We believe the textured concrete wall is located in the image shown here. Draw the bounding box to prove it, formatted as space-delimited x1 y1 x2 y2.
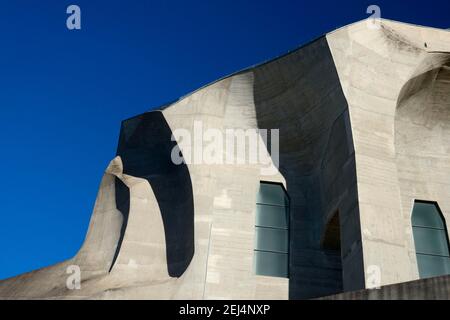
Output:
1 19 450 300
117 112 195 278
252 37 362 298
327 20 450 287
395 53 450 280
161 73 289 299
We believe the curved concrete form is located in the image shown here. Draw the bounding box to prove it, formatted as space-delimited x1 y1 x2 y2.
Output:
117 111 195 277
1 19 450 300
395 53 450 279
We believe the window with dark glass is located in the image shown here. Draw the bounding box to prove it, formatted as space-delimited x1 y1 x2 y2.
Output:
412 200 450 279
254 182 289 278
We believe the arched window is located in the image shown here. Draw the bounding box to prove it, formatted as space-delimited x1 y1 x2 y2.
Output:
322 211 341 251
412 200 450 279
321 210 343 291
254 182 289 278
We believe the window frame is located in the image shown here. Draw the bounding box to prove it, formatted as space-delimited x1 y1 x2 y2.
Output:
411 199 450 279
254 181 290 278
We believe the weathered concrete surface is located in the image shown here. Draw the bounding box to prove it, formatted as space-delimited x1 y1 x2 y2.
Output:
327 19 450 288
251 37 362 298
1 19 450 300
321 275 450 300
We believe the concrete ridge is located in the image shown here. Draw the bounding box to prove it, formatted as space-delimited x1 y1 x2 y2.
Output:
142 18 449 116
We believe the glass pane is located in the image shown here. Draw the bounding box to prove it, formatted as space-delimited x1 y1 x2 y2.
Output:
256 204 288 229
255 227 288 253
412 202 445 229
257 183 288 206
413 227 450 256
416 254 450 279
254 251 288 278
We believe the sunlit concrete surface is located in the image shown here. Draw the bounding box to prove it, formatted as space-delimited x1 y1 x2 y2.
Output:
1 19 450 300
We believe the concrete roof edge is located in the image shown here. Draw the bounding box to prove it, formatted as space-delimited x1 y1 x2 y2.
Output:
326 18 450 37
149 34 327 113
139 18 449 116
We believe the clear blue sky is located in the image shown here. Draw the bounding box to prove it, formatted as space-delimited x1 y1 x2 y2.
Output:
0 0 449 280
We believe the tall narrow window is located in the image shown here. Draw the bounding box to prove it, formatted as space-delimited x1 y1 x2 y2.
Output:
412 200 450 279
254 182 289 278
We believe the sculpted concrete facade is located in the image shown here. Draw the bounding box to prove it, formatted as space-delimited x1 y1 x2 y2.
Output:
1 19 450 299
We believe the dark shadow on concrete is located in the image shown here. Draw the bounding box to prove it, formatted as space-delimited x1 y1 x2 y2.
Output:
109 178 130 272
116 111 195 277
252 36 364 299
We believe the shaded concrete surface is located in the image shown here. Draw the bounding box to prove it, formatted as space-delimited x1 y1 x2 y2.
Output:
109 178 130 272
252 36 362 299
1 19 450 300
321 275 450 300
117 111 195 277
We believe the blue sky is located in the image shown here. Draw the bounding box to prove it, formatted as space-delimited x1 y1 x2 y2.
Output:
0 0 449 280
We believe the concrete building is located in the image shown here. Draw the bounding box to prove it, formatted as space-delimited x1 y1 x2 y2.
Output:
1 19 450 300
